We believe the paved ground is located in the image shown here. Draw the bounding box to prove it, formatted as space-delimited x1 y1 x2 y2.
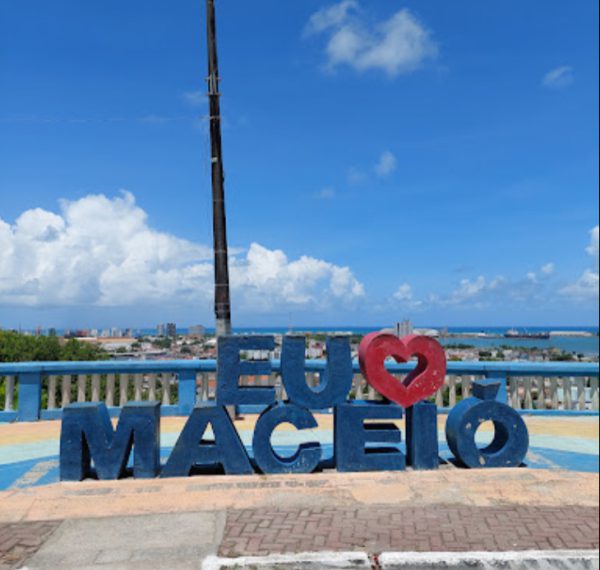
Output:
0 415 598 491
218 505 599 556
0 415 597 568
0 522 60 570
0 469 597 568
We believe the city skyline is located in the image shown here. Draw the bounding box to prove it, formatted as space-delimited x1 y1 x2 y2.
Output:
1 0 598 328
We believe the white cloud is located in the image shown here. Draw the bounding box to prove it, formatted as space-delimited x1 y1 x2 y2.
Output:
527 263 556 283
393 283 412 302
375 150 397 177
586 225 599 270
391 283 423 312
347 167 366 185
0 193 364 312
315 187 336 199
181 90 206 107
561 226 599 301
540 262 555 276
542 66 574 89
305 0 358 36
306 2 437 77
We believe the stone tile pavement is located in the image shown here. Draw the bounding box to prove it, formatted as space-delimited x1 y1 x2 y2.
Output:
0 521 60 570
218 505 600 557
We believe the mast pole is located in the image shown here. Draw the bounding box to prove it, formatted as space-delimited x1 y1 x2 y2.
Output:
206 0 232 337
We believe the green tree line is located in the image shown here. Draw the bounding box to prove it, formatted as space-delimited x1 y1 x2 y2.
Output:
0 331 108 363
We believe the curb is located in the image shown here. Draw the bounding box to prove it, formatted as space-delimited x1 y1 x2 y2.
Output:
202 551 371 569
203 550 600 570
379 549 600 569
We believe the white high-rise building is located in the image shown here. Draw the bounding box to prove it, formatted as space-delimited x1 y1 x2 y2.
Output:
395 319 413 338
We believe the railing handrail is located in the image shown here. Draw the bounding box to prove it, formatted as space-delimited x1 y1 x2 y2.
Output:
0 359 598 377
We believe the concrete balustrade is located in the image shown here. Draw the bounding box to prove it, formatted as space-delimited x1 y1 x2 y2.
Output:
1 360 598 422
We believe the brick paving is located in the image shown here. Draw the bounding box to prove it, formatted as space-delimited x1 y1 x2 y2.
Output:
219 505 600 557
0 521 61 570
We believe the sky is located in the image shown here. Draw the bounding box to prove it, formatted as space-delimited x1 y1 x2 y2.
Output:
0 0 598 330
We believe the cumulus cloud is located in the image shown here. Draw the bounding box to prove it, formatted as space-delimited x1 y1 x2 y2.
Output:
540 263 555 276
0 193 364 312
392 231 597 313
392 283 422 310
542 66 574 89
561 226 599 301
305 2 437 77
315 187 336 200
393 271 552 313
375 150 397 178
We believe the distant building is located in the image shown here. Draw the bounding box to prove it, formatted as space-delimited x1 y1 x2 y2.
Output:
395 320 413 337
157 323 177 337
188 325 206 338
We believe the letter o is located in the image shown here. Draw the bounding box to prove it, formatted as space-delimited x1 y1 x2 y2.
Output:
446 398 529 468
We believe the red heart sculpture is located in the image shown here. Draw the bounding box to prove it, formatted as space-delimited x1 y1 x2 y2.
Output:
358 332 446 408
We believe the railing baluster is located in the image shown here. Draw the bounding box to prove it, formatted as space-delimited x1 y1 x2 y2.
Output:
47 376 56 410
536 377 546 410
134 374 143 401
275 374 287 400
148 374 157 401
61 375 72 407
367 382 376 400
352 374 363 401
435 386 443 408
4 376 15 411
106 374 115 407
563 377 573 410
119 374 129 406
77 374 87 403
591 377 599 411
448 376 457 407
91 374 101 402
461 377 471 399
576 377 586 411
161 374 171 405
524 378 533 409
509 377 518 409
550 378 559 410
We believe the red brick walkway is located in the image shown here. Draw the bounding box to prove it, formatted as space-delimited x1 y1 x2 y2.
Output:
0 521 61 570
219 505 600 557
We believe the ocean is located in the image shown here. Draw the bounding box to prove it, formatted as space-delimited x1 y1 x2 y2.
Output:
138 326 600 355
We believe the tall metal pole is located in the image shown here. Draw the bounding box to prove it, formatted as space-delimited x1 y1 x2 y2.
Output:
206 0 232 337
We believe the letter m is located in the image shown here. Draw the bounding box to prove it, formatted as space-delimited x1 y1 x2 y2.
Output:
60 402 160 481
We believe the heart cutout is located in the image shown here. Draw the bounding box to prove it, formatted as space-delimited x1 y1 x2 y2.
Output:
358 332 446 408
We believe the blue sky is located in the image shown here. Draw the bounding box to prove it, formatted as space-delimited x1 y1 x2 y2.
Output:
0 0 598 329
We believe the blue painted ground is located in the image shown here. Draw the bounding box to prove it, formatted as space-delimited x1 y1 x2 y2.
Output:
1 442 598 491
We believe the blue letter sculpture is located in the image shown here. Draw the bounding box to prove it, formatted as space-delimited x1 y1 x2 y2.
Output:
252 402 321 474
162 405 252 477
281 335 353 409
60 402 160 481
335 402 405 472
446 380 529 468
406 401 439 470
216 335 276 406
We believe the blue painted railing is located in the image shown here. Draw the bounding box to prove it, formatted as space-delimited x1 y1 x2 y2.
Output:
1 359 598 422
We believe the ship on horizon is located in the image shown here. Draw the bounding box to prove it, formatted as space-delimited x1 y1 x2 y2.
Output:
504 328 551 340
